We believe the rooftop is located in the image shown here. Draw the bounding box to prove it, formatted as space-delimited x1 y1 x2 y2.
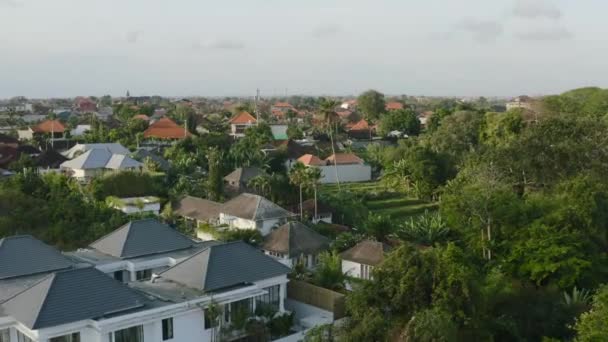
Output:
221 193 294 221
262 222 330 258
174 196 222 222
0 235 75 280
340 240 390 266
229 111 257 125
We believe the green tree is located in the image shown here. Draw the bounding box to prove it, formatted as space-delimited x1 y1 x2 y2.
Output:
575 284 608 341
313 251 346 290
357 89 386 121
363 214 393 242
206 147 223 201
378 108 421 136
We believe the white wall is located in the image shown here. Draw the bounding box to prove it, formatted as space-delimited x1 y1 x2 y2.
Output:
342 260 361 279
318 164 371 184
119 203 161 215
219 214 285 236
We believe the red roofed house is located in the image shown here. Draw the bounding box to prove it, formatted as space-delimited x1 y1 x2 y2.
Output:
143 117 191 140
385 101 404 111
74 97 98 113
292 152 371 184
347 119 375 140
18 120 66 141
271 102 295 113
229 111 257 137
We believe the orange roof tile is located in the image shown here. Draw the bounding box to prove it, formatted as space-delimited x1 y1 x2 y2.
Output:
325 153 364 165
229 112 257 124
143 117 191 139
149 117 180 128
386 102 404 110
32 120 65 133
349 119 370 131
297 154 325 166
336 110 352 118
273 102 293 108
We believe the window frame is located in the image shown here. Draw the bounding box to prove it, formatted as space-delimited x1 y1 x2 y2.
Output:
162 317 174 341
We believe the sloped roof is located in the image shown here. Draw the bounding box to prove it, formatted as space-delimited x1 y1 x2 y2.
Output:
133 114 150 121
285 139 316 159
63 143 130 159
32 120 65 133
273 102 293 108
297 154 325 166
385 102 404 110
34 150 68 168
262 222 330 258
60 149 142 170
89 219 194 259
131 148 171 171
229 111 257 124
0 133 18 145
223 167 266 185
221 193 294 221
340 240 390 266
160 241 290 292
348 119 371 131
143 117 191 139
174 196 221 222
325 153 364 165
0 236 74 280
0 267 146 329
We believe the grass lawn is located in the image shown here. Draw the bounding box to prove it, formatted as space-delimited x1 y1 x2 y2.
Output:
320 181 439 221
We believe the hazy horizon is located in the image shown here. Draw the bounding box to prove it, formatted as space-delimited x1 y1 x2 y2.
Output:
1 0 606 98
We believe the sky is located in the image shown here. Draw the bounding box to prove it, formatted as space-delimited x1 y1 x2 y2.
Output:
0 0 606 98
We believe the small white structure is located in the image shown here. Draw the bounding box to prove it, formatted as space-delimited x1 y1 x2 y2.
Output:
261 222 330 269
60 149 142 181
296 153 372 184
108 196 161 215
218 193 295 236
69 124 91 137
506 96 534 111
341 240 390 280
229 111 257 138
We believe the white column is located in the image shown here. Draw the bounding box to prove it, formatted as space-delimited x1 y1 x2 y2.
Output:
279 283 286 312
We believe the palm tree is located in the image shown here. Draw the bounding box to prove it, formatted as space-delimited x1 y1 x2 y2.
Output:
289 162 308 220
319 98 341 190
305 167 323 220
247 175 271 197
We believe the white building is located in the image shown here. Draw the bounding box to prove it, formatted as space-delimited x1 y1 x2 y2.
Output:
261 222 330 269
108 196 161 215
228 112 257 138
340 240 390 280
218 193 295 236
60 149 142 181
296 153 372 184
0 221 293 342
62 143 130 159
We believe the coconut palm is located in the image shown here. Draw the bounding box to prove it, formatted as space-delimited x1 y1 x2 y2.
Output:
318 98 341 189
305 167 323 220
396 211 451 245
289 162 308 220
247 174 271 197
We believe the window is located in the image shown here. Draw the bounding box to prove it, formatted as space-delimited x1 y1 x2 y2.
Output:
204 308 219 330
162 318 174 340
135 269 152 281
0 329 9 342
16 331 33 342
114 270 124 282
113 325 143 342
255 285 280 311
361 264 373 280
50 332 81 342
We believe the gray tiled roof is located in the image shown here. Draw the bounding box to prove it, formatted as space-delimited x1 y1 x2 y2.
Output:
0 236 74 280
131 148 171 171
90 219 195 259
62 143 130 159
221 193 294 221
174 196 221 222
60 149 142 170
223 167 266 186
160 241 290 292
262 222 330 258
0 267 146 329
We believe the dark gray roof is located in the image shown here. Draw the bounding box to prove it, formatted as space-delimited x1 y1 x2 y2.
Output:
90 219 195 259
174 196 221 222
221 193 294 221
131 148 171 171
1 267 146 329
160 241 290 292
224 167 266 186
262 222 330 258
0 236 75 280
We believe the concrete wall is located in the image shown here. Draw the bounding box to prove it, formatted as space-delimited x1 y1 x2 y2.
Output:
318 164 371 184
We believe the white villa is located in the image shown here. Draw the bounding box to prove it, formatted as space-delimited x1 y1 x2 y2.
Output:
0 219 292 342
340 240 390 280
296 153 372 184
60 149 142 181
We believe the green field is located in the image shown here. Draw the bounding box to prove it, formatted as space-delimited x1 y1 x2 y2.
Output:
320 181 438 220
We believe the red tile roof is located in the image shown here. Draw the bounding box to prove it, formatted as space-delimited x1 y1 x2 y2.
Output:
325 153 364 165
297 154 325 166
386 102 404 111
32 120 65 133
336 110 352 119
273 102 293 108
229 112 257 124
348 119 370 131
143 117 191 139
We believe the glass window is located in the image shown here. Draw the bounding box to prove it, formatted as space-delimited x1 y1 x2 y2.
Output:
162 318 174 340
230 298 252 323
255 285 280 311
50 332 81 342
204 308 219 330
16 331 33 342
0 329 9 342
114 325 143 342
135 269 152 281
114 270 124 282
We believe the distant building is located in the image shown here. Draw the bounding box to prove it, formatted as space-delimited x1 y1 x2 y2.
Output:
341 240 390 280
224 167 267 194
108 196 161 215
219 193 295 236
261 221 330 269
340 99 357 110
385 101 404 111
69 124 91 137
229 111 257 137
506 96 534 111
60 149 142 181
17 120 65 141
74 97 97 113
62 143 130 159
143 117 191 140
296 153 372 184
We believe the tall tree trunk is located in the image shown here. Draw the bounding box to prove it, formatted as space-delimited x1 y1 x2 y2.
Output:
299 183 303 220
329 123 340 190
314 185 318 221
481 228 487 260
486 218 492 260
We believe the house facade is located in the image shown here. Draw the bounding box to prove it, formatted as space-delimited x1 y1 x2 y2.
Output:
60 149 142 181
218 193 295 236
296 153 372 184
261 222 330 269
340 240 390 280
229 112 256 137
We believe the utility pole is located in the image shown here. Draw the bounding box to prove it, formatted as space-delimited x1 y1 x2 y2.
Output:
254 88 260 123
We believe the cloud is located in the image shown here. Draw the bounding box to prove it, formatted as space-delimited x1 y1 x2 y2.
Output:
192 39 246 51
515 27 572 41
125 31 141 44
455 18 503 43
312 24 342 38
512 0 562 20
0 0 20 8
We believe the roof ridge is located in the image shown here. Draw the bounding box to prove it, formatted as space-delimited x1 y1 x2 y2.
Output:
253 194 262 220
30 273 57 328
